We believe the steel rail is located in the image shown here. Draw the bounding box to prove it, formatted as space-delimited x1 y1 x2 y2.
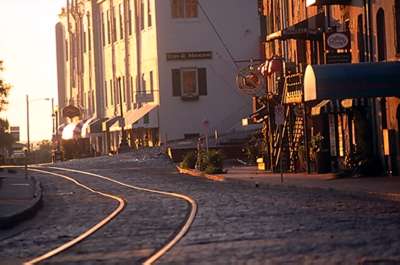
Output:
40 166 198 265
23 168 126 265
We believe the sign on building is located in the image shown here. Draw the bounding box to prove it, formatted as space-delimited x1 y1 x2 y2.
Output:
166 51 212 61
326 32 350 50
10 126 20 142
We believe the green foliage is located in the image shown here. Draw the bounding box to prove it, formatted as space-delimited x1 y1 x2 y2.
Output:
180 151 197 169
0 118 14 150
202 150 224 174
0 61 11 112
309 133 324 161
31 140 52 163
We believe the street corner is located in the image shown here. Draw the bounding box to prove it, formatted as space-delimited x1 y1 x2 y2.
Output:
0 172 43 229
176 166 225 182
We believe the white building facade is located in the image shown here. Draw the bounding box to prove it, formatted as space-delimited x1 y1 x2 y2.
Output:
56 0 261 154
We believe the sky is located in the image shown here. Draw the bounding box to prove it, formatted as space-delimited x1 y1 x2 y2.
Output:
0 0 65 143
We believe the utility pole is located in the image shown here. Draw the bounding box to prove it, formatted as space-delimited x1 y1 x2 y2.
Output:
26 95 30 153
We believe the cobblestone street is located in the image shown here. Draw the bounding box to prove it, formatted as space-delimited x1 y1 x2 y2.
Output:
1 152 400 264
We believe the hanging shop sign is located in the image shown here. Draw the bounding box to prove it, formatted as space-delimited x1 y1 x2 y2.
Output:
236 64 266 97
326 52 352 64
166 51 212 61
326 32 350 50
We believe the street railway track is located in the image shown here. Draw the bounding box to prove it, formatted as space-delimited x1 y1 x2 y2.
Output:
20 166 198 265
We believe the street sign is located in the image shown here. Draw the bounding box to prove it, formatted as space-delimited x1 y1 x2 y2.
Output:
274 105 285 126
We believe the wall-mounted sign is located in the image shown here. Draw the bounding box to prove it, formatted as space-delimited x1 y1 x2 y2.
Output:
326 32 350 50
166 51 212 61
326 52 352 64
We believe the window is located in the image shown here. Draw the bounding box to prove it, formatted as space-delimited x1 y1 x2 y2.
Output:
141 0 145 30
143 113 149 124
128 0 133 35
119 3 124 40
122 77 126 102
376 8 386 61
357 15 365 62
131 76 134 102
147 0 152 27
117 77 121 104
107 10 111 44
182 69 197 96
396 0 400 54
149 71 154 93
65 40 68 61
171 0 197 19
172 68 207 99
87 14 92 51
101 12 106 46
110 80 114 105
83 30 87 53
141 73 146 94
104 81 108 107
113 7 117 42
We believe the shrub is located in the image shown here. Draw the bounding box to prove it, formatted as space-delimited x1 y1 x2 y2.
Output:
180 151 197 169
203 150 224 173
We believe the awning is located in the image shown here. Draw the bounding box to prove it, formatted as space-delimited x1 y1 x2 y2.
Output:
311 100 330 116
102 116 123 131
62 123 77 140
81 117 96 138
304 62 400 101
266 13 324 42
57 123 67 135
126 104 158 128
89 118 108 134
311 98 370 116
73 120 86 138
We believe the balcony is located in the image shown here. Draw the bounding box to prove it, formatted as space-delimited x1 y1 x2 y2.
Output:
135 91 155 103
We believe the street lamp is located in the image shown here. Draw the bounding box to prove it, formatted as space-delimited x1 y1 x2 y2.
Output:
25 95 54 155
118 79 130 153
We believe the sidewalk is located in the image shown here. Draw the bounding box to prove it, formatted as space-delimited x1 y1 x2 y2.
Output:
179 165 400 198
0 168 42 229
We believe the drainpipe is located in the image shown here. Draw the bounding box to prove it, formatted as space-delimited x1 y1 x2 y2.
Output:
124 0 132 110
135 0 142 99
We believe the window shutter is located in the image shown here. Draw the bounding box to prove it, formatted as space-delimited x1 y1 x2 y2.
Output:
172 69 181 96
198 68 207 96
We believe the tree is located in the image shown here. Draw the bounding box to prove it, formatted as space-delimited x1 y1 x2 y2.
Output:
0 60 11 112
31 140 52 163
0 60 14 154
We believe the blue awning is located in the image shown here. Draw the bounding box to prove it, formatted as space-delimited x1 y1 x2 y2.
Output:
304 62 400 101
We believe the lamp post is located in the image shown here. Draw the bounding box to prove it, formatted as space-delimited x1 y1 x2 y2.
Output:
25 95 54 158
118 80 130 153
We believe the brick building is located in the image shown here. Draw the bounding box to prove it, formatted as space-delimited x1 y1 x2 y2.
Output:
256 0 400 175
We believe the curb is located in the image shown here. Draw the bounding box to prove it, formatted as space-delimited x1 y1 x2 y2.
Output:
0 176 43 229
176 166 225 182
